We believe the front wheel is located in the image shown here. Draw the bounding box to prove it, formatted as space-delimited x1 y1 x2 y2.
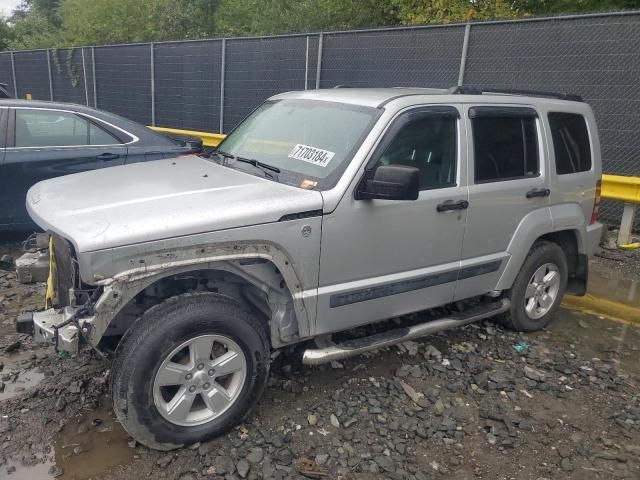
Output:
501 241 568 332
110 293 270 450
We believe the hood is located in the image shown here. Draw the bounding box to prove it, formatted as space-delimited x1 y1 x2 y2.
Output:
27 155 323 253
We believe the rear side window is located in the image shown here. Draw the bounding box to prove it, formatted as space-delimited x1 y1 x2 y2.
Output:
15 109 120 148
548 112 591 174
471 107 539 183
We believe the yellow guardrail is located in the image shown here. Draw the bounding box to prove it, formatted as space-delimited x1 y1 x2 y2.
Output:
601 174 640 203
601 174 639 247
148 126 226 147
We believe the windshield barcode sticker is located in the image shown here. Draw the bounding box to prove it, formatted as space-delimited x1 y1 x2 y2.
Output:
288 144 335 168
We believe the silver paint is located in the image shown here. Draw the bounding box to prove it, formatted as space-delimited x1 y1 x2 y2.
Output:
25 88 603 352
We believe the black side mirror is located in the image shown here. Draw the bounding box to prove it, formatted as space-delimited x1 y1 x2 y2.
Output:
163 133 204 152
183 137 204 152
356 165 420 201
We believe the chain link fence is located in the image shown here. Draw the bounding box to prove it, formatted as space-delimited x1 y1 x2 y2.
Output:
0 11 639 225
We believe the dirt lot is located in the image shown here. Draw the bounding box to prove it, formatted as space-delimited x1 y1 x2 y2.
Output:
0 239 639 480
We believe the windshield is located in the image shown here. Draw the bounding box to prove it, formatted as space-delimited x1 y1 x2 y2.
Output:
216 99 380 190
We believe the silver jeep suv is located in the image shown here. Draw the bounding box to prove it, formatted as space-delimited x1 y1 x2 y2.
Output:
19 87 603 450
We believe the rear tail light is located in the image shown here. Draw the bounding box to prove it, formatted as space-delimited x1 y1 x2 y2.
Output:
590 179 601 225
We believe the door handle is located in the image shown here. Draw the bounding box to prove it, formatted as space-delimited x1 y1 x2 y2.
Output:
526 188 551 199
437 199 469 212
97 152 120 161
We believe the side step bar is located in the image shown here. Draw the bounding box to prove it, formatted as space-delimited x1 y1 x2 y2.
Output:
302 298 511 365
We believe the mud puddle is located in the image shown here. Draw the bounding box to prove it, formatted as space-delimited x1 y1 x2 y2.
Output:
0 349 45 401
541 308 640 377
2 397 134 479
54 397 134 479
588 263 639 308
3 457 56 479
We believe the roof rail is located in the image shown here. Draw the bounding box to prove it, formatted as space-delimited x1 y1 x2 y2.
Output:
447 86 584 102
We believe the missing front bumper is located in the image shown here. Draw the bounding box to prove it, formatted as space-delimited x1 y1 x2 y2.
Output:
18 307 84 353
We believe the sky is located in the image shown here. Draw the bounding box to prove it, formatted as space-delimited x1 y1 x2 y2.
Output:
0 0 22 17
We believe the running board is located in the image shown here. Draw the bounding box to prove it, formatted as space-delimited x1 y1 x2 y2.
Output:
302 298 511 365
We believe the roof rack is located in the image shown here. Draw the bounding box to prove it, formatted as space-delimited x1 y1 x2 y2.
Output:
447 86 583 102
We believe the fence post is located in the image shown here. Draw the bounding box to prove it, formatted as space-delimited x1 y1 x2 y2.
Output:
10 51 17 97
46 49 54 100
91 47 97 108
457 23 471 86
150 43 156 126
315 33 323 89
81 47 89 106
219 38 226 134
304 36 309 90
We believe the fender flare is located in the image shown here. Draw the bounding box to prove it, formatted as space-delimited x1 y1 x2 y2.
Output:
495 204 587 291
87 243 311 348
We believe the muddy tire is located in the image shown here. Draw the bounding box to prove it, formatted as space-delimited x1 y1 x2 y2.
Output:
500 241 568 332
110 293 270 450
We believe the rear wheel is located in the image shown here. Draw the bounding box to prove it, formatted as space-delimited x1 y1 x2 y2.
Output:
501 241 568 332
110 293 270 450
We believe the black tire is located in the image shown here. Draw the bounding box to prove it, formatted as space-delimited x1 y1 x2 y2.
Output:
110 293 270 450
501 241 568 332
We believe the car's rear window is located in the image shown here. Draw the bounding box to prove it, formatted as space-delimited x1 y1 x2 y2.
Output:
548 112 592 175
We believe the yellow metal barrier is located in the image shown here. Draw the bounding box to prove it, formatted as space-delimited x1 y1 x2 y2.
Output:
602 174 640 203
601 174 639 246
148 126 226 148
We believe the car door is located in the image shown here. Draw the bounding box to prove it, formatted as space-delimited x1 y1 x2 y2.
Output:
0 107 127 228
456 104 550 301
315 105 468 336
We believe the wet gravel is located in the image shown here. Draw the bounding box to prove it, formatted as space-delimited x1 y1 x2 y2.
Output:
594 228 640 278
0 240 639 479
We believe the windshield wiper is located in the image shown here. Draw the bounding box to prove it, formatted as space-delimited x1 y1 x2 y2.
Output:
235 156 281 174
212 150 280 179
211 149 234 164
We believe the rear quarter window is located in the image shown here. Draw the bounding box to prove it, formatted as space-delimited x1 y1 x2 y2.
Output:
548 112 592 174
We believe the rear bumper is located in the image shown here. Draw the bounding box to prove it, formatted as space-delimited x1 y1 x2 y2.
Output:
585 222 604 256
16 307 82 352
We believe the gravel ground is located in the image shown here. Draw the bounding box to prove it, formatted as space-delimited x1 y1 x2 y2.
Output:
594 228 640 278
0 240 639 480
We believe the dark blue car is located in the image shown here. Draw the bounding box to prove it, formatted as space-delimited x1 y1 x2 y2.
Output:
0 100 201 230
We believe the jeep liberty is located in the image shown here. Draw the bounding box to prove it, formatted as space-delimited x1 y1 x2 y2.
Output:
18 87 603 450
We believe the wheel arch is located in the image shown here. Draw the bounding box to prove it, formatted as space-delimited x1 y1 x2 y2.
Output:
496 205 588 294
90 254 310 351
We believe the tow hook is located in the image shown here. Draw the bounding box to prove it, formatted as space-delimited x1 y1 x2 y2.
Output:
16 312 34 334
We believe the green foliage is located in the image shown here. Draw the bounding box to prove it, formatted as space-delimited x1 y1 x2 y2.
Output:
50 48 80 87
59 0 218 46
31 0 62 25
214 0 396 36
6 10 58 49
391 0 516 24
512 0 640 15
0 19 14 51
1 0 640 50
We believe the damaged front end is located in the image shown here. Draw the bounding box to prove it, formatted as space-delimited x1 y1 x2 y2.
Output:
16 232 102 353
